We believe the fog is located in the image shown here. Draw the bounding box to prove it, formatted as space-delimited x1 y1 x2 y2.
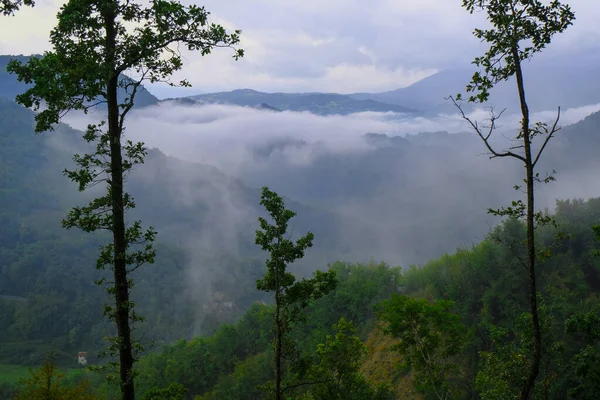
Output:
64 100 600 175
58 101 600 330
61 100 600 261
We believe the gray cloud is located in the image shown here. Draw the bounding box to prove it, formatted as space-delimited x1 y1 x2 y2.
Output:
6 0 597 95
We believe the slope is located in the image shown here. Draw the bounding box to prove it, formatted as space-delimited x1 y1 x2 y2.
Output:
189 88 417 115
0 98 345 364
351 61 600 115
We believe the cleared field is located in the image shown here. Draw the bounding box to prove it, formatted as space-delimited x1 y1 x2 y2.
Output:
0 363 30 385
0 363 81 386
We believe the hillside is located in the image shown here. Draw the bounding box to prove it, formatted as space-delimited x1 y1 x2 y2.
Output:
351 61 600 115
2 101 600 399
188 88 417 115
0 98 354 367
2 65 600 400
118 199 600 399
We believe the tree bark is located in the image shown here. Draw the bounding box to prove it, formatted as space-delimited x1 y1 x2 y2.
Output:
104 2 136 399
512 45 541 400
275 288 282 400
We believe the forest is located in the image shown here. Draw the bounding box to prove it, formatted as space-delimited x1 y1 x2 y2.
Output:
1 0 600 399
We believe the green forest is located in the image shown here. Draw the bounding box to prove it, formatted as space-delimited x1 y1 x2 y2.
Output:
2 0 600 399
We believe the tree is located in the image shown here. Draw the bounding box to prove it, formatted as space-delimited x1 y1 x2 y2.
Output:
564 310 600 399
302 318 393 400
141 383 187 400
449 1 575 398
476 297 564 399
0 0 34 15
593 225 600 255
13 352 96 400
7 1 243 399
255 186 337 400
562 227 600 399
376 294 467 400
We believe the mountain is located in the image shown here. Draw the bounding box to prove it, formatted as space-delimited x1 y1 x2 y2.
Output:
0 97 347 364
2 85 600 367
256 102 281 112
0 55 32 103
188 88 417 115
226 111 600 265
0 54 160 108
351 60 600 115
158 96 283 112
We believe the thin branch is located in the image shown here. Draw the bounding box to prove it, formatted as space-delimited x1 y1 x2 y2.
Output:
448 96 527 162
488 230 528 270
532 107 561 168
118 68 150 132
282 378 334 392
127 262 145 273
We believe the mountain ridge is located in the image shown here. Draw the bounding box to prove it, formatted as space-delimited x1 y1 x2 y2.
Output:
187 88 418 115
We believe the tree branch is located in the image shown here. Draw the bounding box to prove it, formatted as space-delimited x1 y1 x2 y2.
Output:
282 378 334 392
532 107 561 168
448 96 526 162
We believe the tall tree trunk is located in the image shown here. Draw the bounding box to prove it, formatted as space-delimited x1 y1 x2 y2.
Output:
105 3 135 399
275 289 282 400
512 45 541 400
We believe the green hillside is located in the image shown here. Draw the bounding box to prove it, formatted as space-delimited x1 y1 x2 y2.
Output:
4 0 600 398
2 88 600 398
124 199 600 399
0 97 350 368
189 89 417 115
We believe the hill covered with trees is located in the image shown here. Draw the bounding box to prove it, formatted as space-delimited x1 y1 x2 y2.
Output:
2 0 600 399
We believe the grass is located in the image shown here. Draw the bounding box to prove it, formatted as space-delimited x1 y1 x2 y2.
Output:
0 363 82 387
0 363 31 386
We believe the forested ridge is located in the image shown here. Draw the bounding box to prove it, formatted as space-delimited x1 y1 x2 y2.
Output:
2 0 600 399
2 91 600 398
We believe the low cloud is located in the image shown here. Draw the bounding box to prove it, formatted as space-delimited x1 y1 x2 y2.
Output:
62 101 600 189
57 100 600 331
62 100 600 245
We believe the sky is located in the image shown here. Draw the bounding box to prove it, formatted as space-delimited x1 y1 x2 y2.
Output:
1 0 599 96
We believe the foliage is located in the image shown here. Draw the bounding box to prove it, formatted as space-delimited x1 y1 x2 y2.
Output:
402 198 600 398
562 228 600 399
255 186 337 399
12 353 96 400
7 0 243 398
459 0 574 104
7 2 244 134
0 0 33 15
299 318 393 400
563 310 600 399
134 261 400 399
376 294 467 400
141 382 187 400
452 1 576 398
476 297 564 400
194 352 273 400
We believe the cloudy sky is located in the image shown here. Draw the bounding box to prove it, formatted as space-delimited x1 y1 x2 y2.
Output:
1 0 598 96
